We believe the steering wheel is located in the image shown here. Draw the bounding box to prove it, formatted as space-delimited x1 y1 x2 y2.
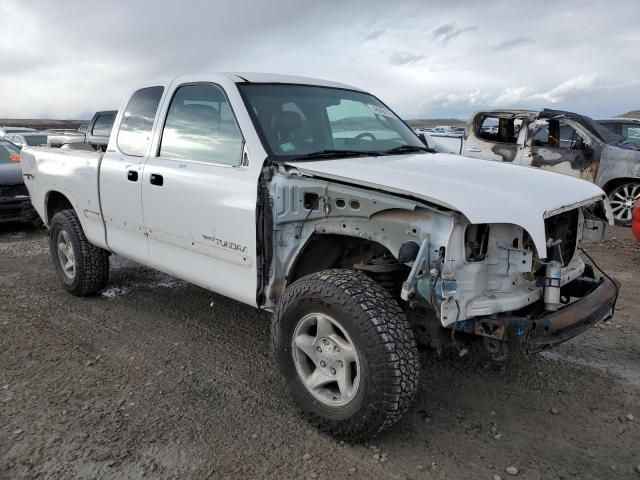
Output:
354 132 376 141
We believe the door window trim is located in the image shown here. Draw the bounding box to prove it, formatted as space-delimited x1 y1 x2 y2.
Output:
155 81 246 168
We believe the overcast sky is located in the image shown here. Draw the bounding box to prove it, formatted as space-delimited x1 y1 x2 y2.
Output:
1 0 639 120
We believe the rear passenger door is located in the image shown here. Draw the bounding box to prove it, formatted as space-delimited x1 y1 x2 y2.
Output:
141 82 261 306
99 86 164 262
521 119 598 182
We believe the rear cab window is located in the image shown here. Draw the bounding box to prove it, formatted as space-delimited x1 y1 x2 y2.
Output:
117 87 164 156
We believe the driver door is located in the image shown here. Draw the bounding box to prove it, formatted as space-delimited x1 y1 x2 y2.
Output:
141 81 261 306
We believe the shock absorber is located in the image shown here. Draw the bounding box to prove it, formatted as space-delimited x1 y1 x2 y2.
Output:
543 260 562 311
354 258 403 297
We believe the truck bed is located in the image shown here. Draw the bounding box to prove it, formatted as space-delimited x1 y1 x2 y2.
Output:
21 146 107 248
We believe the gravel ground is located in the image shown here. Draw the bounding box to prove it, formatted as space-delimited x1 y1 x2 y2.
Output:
1 224 639 480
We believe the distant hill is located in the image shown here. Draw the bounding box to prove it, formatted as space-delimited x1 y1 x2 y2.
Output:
405 118 466 129
0 119 88 130
617 110 640 119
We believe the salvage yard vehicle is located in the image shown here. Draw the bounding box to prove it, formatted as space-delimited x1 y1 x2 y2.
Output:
597 117 640 146
424 109 640 226
6 132 48 148
21 74 618 439
49 111 117 151
0 126 37 138
0 139 39 224
84 110 117 151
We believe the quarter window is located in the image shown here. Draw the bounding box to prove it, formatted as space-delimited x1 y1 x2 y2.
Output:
159 84 244 165
117 86 164 157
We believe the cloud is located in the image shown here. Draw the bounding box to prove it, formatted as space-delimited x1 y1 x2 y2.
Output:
364 29 386 41
529 75 598 103
388 52 426 66
494 86 531 106
495 36 535 50
430 23 477 45
0 0 638 120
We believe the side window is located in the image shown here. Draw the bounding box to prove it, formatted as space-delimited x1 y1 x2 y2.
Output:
92 113 116 137
117 86 164 157
622 124 640 145
477 116 517 143
533 120 585 149
159 84 244 165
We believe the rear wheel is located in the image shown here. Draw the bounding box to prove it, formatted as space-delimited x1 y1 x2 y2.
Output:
272 269 419 440
608 181 640 226
49 209 109 296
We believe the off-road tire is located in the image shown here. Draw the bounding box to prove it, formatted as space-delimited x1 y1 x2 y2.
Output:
272 269 419 440
49 209 109 296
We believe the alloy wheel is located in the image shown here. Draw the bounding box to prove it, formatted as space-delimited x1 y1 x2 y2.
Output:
291 312 361 407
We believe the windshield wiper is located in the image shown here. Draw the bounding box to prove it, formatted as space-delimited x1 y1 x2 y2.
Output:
289 149 381 162
384 145 435 155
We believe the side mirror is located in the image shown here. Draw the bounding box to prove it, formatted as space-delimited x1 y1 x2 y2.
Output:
417 133 430 148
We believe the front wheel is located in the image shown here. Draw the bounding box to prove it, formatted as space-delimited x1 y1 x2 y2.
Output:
608 182 640 226
272 269 419 440
49 209 110 296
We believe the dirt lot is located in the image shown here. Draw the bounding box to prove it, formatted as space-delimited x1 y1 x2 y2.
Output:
1 224 639 480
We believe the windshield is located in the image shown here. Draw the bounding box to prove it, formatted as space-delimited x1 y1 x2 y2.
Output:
24 135 48 146
0 140 21 163
238 84 424 160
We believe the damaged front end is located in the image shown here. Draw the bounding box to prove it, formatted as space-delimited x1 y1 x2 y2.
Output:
401 200 618 358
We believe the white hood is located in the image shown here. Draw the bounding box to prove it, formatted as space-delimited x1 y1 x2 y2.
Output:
286 153 607 258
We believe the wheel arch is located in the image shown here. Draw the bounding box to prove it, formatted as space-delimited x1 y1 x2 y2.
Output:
45 190 74 225
601 176 640 194
286 233 396 285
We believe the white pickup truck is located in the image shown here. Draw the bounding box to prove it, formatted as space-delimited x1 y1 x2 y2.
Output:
22 73 618 439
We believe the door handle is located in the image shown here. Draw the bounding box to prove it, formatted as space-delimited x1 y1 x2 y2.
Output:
150 173 163 186
465 147 482 153
127 170 138 182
